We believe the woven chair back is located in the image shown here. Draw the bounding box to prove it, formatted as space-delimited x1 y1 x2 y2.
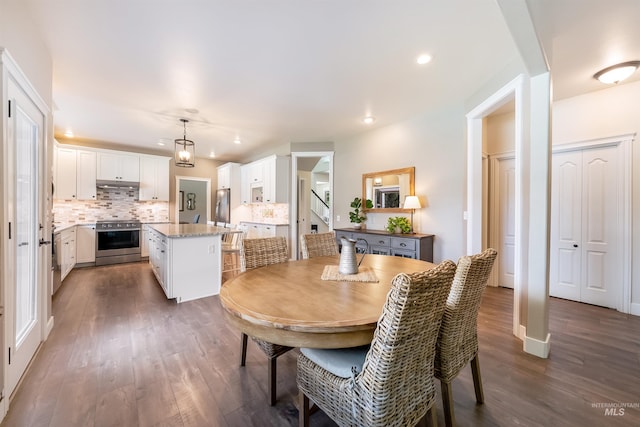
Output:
353 260 456 425
242 236 288 270
435 247 497 382
300 231 339 259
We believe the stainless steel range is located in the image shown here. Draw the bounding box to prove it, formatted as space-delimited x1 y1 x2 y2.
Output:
95 220 141 266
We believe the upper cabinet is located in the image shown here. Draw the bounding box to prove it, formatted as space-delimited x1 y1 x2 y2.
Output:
240 155 290 204
139 155 170 201
54 146 96 200
97 152 140 182
76 150 97 200
217 162 241 190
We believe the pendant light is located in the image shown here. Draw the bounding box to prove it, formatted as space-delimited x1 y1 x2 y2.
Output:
175 118 195 168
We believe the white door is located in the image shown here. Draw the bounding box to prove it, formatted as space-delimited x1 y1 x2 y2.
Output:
549 146 620 308
6 79 45 396
498 158 516 288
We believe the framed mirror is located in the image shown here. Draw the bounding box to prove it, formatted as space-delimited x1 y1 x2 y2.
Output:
362 167 415 212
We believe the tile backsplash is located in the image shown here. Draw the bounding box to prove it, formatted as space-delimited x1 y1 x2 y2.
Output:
53 187 169 227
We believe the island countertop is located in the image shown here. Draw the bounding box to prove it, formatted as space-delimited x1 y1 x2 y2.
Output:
149 223 234 238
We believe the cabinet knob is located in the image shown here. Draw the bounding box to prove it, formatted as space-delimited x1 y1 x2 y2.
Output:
400 243 407 247
573 244 578 248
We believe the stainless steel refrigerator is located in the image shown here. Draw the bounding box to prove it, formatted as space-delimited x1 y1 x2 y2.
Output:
215 188 231 224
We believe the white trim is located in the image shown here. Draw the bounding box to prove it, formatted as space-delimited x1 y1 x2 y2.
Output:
524 332 551 358
466 74 525 339
290 151 334 260
0 49 49 115
45 316 54 338
630 303 640 317
174 175 212 223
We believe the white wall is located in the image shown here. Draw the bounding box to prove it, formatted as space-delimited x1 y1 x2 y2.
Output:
553 80 640 312
333 104 467 263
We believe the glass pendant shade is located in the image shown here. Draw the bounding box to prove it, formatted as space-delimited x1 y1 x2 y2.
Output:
175 118 195 167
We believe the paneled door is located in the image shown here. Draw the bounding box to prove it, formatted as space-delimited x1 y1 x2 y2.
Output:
6 76 45 396
549 145 621 308
497 157 516 289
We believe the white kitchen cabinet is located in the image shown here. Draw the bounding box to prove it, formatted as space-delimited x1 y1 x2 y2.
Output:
240 164 250 204
97 151 140 182
54 146 77 200
148 226 222 302
262 155 290 203
240 155 290 204
76 224 96 264
60 227 76 280
76 150 97 200
55 147 97 200
141 224 150 257
139 155 170 201
217 162 241 189
149 228 167 291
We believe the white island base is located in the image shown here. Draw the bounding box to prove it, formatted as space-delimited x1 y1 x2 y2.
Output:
148 224 230 303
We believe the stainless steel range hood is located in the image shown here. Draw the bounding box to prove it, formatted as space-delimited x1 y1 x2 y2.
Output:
96 179 139 189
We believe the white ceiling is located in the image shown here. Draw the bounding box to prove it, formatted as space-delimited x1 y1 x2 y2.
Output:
23 0 640 161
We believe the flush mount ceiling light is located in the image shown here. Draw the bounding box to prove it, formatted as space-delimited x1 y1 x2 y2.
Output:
174 118 195 168
416 54 432 65
593 61 640 84
362 116 376 125
233 136 242 144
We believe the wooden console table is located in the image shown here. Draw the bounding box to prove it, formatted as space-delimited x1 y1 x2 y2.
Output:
334 228 434 262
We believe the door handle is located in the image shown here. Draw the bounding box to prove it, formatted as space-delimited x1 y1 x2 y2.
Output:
39 239 52 246
18 242 28 247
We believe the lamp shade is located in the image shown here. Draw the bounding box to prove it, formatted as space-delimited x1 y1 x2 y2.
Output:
404 195 421 210
175 118 195 168
593 61 640 84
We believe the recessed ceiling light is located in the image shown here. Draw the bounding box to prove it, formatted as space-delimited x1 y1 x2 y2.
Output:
64 129 74 138
362 116 376 125
233 137 242 144
209 151 215 158
594 61 640 84
416 54 432 65
157 142 165 146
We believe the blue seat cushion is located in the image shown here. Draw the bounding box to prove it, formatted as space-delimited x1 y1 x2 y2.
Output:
300 345 369 378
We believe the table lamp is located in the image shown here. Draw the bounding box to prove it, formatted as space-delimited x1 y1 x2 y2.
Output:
404 195 421 233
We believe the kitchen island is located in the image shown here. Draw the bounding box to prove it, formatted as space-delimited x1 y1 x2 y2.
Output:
147 223 234 303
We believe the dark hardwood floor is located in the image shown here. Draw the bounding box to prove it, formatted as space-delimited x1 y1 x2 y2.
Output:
2 262 639 426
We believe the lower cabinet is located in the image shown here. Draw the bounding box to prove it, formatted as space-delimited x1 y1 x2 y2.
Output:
334 228 434 262
148 227 223 302
76 224 96 264
60 227 77 280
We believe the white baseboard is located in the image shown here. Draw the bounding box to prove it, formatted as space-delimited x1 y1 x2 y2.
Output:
524 332 551 358
630 302 640 317
0 397 7 425
45 315 55 339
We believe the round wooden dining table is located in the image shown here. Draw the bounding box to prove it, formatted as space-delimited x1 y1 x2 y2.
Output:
219 254 436 348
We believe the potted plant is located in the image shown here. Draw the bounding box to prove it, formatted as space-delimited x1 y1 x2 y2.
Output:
349 197 373 229
386 216 411 234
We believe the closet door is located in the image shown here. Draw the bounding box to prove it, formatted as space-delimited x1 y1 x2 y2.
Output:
549 146 620 309
580 146 619 308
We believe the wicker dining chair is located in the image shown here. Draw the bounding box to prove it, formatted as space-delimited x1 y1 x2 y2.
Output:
221 228 246 277
239 236 292 406
297 260 457 427
435 248 498 427
300 231 339 259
